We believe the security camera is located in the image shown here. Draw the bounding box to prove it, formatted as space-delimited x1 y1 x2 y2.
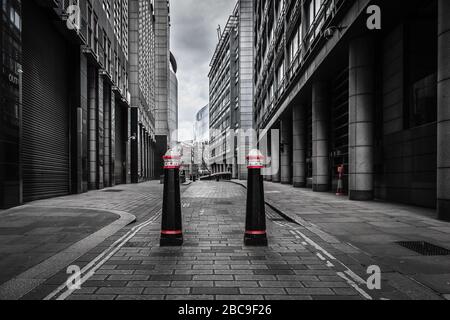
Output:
323 26 347 40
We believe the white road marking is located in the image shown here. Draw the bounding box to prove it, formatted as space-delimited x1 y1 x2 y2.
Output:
316 253 326 261
44 211 161 300
337 272 373 300
273 219 374 300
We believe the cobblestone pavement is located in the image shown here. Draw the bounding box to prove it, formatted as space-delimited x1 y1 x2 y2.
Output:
232 180 450 300
0 181 178 299
23 181 400 301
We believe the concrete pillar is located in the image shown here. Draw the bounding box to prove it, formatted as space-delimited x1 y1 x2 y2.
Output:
293 104 306 187
280 117 292 184
312 81 329 192
130 109 139 184
232 156 238 179
266 130 272 181
103 83 111 188
87 66 97 190
438 0 450 221
259 133 269 181
271 128 281 183
97 74 104 190
110 92 116 187
348 36 375 201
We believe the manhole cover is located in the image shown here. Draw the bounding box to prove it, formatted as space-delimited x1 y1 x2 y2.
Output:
396 241 450 256
103 190 123 193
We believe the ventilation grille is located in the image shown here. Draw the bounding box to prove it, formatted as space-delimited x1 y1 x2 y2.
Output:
396 241 450 256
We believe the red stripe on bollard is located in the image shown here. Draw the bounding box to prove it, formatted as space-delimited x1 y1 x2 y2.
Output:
245 230 266 235
161 230 183 235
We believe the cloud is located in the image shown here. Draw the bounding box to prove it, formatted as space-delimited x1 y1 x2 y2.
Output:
171 0 237 142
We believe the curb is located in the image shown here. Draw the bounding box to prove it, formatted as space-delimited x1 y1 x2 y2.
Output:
227 180 341 244
0 207 136 300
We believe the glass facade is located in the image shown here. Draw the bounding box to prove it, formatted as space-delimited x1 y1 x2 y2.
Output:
0 0 21 208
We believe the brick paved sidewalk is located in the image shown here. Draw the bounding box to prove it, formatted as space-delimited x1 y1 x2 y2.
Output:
0 181 169 299
28 181 394 301
232 180 450 300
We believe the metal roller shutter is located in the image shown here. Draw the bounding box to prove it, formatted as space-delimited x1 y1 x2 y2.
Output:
22 2 70 201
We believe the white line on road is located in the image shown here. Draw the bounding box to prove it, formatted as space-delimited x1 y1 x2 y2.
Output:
273 219 373 300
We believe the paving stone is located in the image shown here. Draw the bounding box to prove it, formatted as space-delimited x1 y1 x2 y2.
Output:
116 295 165 300
193 275 234 281
126 281 171 287
143 288 190 295
214 281 259 288
286 288 335 296
258 281 304 288
240 288 287 295
216 295 264 300
96 287 144 295
191 287 240 295
171 281 213 287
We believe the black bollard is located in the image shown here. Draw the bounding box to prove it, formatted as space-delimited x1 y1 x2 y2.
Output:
160 149 183 246
244 150 268 246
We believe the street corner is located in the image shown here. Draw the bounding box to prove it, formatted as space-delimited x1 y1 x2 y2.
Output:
0 205 136 300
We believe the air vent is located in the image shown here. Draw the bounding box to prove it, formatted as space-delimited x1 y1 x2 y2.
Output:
396 241 450 256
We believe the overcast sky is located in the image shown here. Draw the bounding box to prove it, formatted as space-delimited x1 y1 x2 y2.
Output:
171 0 237 141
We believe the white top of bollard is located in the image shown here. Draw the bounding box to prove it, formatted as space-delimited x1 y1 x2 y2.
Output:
163 148 182 169
247 149 265 169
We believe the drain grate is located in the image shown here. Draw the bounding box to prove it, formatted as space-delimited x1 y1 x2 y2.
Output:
396 241 450 256
103 189 123 193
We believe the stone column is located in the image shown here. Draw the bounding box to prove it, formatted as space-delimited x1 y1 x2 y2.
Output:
438 0 450 221
97 74 104 189
266 130 272 181
280 117 292 184
259 133 269 181
312 81 329 192
293 104 306 187
87 66 97 190
103 83 111 188
349 36 375 201
271 127 281 183
130 109 139 184
110 91 116 186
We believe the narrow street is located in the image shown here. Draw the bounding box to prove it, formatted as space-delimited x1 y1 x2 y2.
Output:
0 181 446 300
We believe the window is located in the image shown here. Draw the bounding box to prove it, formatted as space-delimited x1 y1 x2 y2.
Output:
409 74 437 127
103 0 111 19
405 15 437 129
307 0 323 28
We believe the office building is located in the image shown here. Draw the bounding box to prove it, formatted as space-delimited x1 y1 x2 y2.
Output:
254 0 450 220
208 0 254 179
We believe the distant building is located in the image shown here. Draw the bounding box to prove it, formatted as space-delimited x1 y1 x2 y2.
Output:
208 0 254 179
154 0 176 178
194 105 210 143
129 0 157 183
193 105 210 172
169 52 179 144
